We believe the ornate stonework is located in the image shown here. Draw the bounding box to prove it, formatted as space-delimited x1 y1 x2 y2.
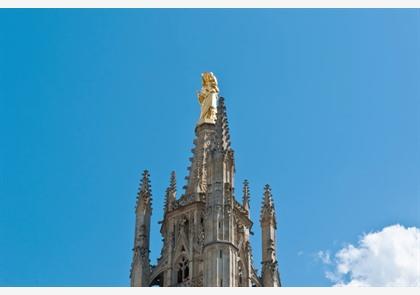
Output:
130 73 281 287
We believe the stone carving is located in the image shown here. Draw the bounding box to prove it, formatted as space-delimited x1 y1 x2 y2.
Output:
260 184 276 226
164 171 177 213
194 211 205 251
197 72 219 124
242 180 250 212
138 247 149 261
185 128 215 199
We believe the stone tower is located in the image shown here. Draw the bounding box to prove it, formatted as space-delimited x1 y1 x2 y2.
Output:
130 72 281 287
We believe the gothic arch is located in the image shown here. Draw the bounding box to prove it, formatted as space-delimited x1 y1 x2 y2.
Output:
173 233 189 259
174 255 190 285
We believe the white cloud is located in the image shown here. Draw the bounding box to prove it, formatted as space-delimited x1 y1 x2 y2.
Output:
321 224 420 287
317 250 332 264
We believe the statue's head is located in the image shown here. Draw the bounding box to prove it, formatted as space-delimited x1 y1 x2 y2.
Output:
201 72 219 92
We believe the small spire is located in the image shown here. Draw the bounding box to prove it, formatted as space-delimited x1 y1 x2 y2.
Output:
242 179 250 212
215 97 231 152
169 171 176 192
136 170 152 211
164 171 176 212
260 184 276 225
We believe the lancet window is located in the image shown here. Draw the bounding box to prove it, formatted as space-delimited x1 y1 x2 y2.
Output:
176 256 190 284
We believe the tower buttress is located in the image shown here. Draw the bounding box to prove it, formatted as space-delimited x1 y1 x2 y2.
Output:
260 184 281 287
130 170 152 287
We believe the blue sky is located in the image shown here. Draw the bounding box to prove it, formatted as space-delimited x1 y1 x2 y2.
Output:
0 9 419 287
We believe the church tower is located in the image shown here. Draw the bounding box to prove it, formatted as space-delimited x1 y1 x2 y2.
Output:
130 72 281 287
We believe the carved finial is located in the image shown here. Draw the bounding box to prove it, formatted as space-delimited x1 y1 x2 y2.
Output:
165 171 177 212
197 72 219 125
169 171 176 192
260 184 276 226
214 97 232 152
136 170 152 211
242 179 250 212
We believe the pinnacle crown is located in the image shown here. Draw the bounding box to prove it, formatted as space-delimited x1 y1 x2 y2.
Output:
260 184 276 225
136 169 152 210
165 171 177 212
214 97 232 152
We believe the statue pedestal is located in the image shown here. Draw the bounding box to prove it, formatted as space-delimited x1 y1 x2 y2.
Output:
197 117 216 126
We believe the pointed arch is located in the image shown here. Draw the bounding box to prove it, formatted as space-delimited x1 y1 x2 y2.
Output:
174 255 190 285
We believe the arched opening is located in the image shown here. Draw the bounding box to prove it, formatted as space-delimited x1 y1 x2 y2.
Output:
176 256 190 284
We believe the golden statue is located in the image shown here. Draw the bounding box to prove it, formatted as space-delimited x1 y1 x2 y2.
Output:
197 72 219 125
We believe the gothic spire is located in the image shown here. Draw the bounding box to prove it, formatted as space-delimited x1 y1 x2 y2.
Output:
260 184 276 226
242 179 250 212
136 170 152 212
214 97 232 153
169 170 176 192
260 184 281 287
131 169 152 287
164 171 176 212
